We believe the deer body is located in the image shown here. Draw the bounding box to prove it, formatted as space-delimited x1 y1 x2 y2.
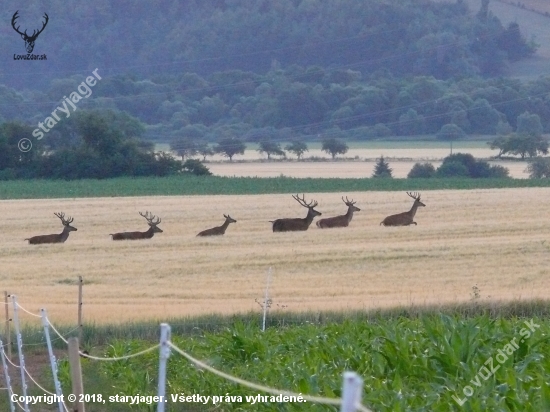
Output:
380 192 425 226
197 215 237 237
316 197 360 229
26 213 77 244
271 194 321 232
111 212 163 240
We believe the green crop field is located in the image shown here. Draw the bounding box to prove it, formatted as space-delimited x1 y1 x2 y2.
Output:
1 176 550 200
45 308 550 412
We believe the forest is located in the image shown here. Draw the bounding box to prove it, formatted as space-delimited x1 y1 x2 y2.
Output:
0 0 545 179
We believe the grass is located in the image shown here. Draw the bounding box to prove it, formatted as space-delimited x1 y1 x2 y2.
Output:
1 176 550 199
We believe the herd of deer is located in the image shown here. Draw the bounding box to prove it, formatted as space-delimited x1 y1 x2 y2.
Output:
23 192 425 244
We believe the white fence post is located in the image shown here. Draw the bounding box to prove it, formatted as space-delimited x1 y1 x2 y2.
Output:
341 371 363 412
262 267 272 332
11 295 30 412
0 337 16 412
157 323 171 412
41 309 65 412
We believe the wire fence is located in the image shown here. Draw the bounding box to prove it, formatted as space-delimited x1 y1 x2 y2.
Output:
0 295 374 412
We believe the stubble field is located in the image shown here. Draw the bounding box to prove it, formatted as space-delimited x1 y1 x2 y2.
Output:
2 187 550 326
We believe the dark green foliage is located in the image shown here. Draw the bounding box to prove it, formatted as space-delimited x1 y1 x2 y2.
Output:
526 157 550 178
321 138 348 159
182 159 212 176
257 141 285 160
215 138 246 161
489 133 549 159
284 141 308 159
437 153 509 178
372 156 393 178
407 163 436 178
436 124 466 141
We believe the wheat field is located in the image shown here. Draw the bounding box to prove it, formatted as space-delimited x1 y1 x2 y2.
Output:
2 188 550 325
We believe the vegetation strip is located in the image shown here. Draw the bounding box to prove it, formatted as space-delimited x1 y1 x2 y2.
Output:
2 176 550 200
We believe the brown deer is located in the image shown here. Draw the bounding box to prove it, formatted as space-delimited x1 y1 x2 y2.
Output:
25 213 77 244
380 192 425 226
316 196 360 229
110 211 163 240
197 214 237 237
271 194 321 232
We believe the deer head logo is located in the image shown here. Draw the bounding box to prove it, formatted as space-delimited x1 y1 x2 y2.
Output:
11 11 49 54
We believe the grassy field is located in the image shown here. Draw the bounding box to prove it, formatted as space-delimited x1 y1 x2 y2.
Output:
3 187 550 326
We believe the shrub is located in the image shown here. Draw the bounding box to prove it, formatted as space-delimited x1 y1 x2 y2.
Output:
526 157 550 178
407 163 436 178
436 161 469 177
182 159 212 176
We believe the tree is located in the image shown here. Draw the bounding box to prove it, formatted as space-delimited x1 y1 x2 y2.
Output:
372 156 393 178
196 141 214 161
257 141 285 160
407 163 435 178
321 138 348 159
517 112 543 136
215 137 246 161
526 157 550 178
284 141 308 160
436 153 509 178
436 123 466 141
170 137 197 161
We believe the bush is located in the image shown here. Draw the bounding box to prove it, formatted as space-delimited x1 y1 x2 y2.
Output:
182 159 212 176
407 163 436 178
526 157 550 178
436 161 470 177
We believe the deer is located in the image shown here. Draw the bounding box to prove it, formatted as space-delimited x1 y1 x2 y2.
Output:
316 196 361 229
196 214 237 237
110 211 163 240
271 194 322 232
11 11 49 54
380 192 425 226
25 213 77 244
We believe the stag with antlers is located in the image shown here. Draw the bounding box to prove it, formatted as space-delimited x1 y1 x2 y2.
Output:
197 214 237 237
25 213 77 244
316 196 360 229
380 192 425 226
110 211 163 240
271 194 321 232
11 11 49 54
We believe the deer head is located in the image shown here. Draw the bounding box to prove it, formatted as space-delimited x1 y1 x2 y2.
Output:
292 194 321 217
407 192 426 207
342 196 361 212
54 212 77 232
139 211 163 233
12 11 49 53
223 214 237 224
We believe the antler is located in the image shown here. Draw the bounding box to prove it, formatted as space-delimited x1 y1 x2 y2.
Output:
11 11 48 40
54 212 74 225
342 196 356 206
406 192 421 200
11 11 25 36
139 211 161 226
292 194 318 209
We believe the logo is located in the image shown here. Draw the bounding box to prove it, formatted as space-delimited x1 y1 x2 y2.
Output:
11 10 48 58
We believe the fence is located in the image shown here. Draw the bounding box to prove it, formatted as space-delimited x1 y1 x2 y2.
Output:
1 294 374 412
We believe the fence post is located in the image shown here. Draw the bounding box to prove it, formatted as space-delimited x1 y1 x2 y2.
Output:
340 371 363 412
157 323 171 412
68 337 85 412
0 336 16 412
77 276 83 344
262 268 272 332
11 295 30 412
4 291 11 359
41 309 65 412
